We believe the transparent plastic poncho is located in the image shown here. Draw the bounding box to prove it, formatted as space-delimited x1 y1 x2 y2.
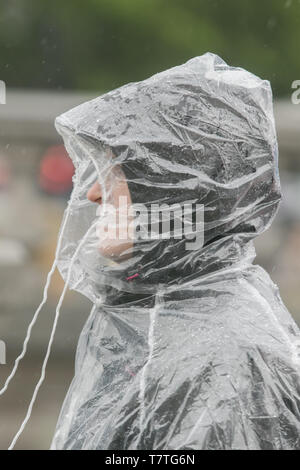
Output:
5 53 300 450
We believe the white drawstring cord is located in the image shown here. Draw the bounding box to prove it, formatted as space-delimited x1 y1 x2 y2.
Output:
0 188 77 397
8 219 98 449
0 259 56 397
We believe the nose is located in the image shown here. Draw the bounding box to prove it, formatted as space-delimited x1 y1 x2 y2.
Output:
87 181 102 203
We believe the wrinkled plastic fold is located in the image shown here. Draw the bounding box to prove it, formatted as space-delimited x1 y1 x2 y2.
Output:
51 53 300 450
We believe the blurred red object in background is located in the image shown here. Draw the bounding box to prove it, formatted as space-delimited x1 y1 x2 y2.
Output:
39 145 74 195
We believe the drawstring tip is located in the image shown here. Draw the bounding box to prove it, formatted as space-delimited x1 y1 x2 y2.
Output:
126 273 139 281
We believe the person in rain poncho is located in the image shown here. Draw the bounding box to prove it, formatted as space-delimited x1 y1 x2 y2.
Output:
50 53 300 450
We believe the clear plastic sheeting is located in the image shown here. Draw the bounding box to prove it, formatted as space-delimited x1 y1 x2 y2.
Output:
50 53 300 450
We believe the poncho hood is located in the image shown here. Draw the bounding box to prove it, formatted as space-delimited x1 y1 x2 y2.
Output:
55 52 281 304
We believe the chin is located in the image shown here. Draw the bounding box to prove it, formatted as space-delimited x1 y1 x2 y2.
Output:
98 239 133 262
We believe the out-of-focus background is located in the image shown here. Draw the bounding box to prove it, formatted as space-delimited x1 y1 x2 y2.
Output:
0 0 299 450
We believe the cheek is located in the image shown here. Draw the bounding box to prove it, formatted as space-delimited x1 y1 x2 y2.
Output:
112 179 132 208
96 179 134 259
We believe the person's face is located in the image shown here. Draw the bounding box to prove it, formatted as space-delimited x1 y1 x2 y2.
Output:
87 164 134 261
